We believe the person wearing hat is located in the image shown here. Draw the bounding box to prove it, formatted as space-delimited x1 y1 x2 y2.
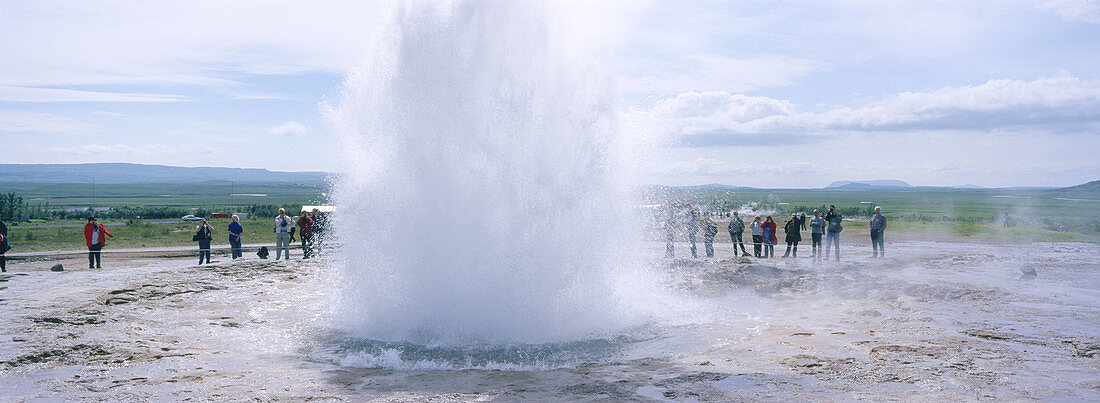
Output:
83 217 113 269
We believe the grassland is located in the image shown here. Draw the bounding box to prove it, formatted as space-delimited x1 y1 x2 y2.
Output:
1 182 326 209
3 182 1099 254
3 218 291 252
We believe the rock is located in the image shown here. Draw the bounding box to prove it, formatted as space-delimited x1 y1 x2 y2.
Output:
1020 266 1037 277
50 264 64 272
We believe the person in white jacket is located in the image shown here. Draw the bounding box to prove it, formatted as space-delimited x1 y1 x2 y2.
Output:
274 208 295 260
749 216 763 258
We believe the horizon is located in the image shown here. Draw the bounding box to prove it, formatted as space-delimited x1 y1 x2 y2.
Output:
2 2 1099 188
1 161 1094 190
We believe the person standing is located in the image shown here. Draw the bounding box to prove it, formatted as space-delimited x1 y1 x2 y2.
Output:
1002 212 1010 229
762 216 777 258
0 218 9 272
824 205 842 261
727 212 749 257
703 217 718 258
83 217 113 269
782 213 802 258
799 212 807 231
228 215 244 259
194 219 214 265
274 208 295 260
749 216 763 258
687 209 699 259
808 209 825 261
297 211 314 259
870 206 887 258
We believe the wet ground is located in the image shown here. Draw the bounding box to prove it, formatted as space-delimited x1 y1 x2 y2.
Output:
0 241 1097 401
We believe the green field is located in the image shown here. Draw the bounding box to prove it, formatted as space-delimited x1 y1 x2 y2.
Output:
3 182 1099 253
3 218 284 252
1 182 326 209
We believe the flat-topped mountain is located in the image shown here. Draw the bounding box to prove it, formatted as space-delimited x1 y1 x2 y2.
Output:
826 180 913 189
0 163 329 184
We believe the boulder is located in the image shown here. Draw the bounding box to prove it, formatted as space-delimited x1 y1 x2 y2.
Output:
50 263 64 272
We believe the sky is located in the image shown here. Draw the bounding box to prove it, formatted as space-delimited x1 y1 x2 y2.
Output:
1 0 1098 188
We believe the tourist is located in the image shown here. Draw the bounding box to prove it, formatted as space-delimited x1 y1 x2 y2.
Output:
687 209 699 259
727 211 749 257
703 217 718 258
228 215 244 259
799 212 807 231
808 209 825 260
194 219 214 265
297 211 314 259
824 205 842 261
274 208 295 260
1003 212 1011 229
750 216 763 258
83 217 113 269
782 213 801 258
870 206 887 258
762 216 777 258
0 218 9 272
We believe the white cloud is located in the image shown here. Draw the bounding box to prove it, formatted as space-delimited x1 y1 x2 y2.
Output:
0 111 92 133
641 74 1100 147
1037 0 1100 23
667 158 815 176
37 143 216 155
0 86 186 103
269 121 309 137
620 54 820 94
0 1 388 87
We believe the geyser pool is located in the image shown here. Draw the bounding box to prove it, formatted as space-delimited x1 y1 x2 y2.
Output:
327 0 652 349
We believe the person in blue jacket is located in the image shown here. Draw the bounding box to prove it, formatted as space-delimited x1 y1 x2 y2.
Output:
228 215 244 259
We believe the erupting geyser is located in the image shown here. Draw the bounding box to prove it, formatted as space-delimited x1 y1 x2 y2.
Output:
327 1 648 345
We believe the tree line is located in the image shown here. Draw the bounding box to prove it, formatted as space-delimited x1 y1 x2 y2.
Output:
0 193 302 221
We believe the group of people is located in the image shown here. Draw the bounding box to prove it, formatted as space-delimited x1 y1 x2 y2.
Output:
68 208 326 269
190 208 325 265
670 204 888 261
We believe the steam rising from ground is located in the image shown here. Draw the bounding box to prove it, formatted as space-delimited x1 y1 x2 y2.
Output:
326 1 651 345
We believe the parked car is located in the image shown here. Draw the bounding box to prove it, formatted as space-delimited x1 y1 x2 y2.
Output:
181 215 202 221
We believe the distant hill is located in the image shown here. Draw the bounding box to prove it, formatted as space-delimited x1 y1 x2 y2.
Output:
1062 179 1100 191
826 180 913 189
0 163 329 185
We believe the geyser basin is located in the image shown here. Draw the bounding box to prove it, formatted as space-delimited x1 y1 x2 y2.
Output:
327 1 650 346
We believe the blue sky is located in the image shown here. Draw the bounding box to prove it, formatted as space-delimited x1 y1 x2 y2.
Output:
2 0 1099 187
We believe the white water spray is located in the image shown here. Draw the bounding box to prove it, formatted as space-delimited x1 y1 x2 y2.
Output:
327 1 649 345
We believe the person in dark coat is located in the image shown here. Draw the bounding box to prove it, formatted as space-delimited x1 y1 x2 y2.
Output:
0 218 10 272
703 217 719 258
195 219 214 265
297 212 314 259
782 213 802 258
824 205 842 261
727 212 748 257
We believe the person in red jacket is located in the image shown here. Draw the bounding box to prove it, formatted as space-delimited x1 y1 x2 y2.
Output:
83 217 113 269
296 212 314 259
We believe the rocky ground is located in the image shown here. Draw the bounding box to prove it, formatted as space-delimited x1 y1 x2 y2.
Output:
0 241 1097 401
